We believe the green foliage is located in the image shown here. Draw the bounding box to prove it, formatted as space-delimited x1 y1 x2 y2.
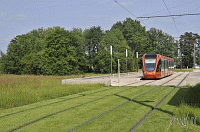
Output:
71 28 88 72
83 26 104 72
111 18 177 69
0 50 5 73
40 26 85 75
20 52 43 75
180 32 200 68
1 18 180 75
1 26 87 75
147 28 177 59
95 28 133 73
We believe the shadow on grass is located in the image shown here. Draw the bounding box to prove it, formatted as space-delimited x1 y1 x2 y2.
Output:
168 85 200 126
168 85 200 108
114 94 174 116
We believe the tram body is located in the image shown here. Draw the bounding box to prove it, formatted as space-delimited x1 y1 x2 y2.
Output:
142 54 174 79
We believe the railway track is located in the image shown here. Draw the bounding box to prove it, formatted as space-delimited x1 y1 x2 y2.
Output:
66 72 188 131
129 72 190 132
6 82 150 131
3 72 189 131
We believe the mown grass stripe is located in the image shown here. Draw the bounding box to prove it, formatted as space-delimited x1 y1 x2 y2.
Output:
66 86 161 132
8 86 137 131
122 80 143 86
0 87 113 119
67 73 185 131
129 72 190 132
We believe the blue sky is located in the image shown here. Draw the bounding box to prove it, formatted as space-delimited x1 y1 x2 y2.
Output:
0 0 200 54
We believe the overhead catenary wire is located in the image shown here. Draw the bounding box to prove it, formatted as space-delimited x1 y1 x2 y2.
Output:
141 0 198 17
113 0 147 27
137 13 200 18
162 0 179 36
174 5 200 20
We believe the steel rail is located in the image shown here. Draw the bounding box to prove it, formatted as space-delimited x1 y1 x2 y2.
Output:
0 87 113 119
9 72 184 132
8 83 139 131
2 73 140 118
66 73 184 131
129 72 190 132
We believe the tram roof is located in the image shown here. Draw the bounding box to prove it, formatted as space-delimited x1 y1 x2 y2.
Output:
143 54 174 61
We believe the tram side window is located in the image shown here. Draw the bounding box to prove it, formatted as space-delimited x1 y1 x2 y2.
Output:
161 59 164 70
156 60 161 72
167 60 169 70
171 61 173 69
170 61 172 70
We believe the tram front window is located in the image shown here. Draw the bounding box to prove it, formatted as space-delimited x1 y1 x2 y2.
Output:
145 55 157 72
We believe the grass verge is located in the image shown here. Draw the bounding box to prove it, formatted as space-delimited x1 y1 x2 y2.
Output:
135 84 200 132
0 74 106 110
174 69 193 72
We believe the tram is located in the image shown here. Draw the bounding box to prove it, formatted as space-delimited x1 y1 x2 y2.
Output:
142 54 174 79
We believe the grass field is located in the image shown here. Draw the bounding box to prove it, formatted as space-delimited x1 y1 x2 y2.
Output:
0 73 108 110
0 85 174 131
174 69 194 72
0 73 199 131
135 85 200 132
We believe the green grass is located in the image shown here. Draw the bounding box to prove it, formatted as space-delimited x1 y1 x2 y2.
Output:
0 86 175 132
174 69 193 72
75 86 174 132
0 74 107 110
0 86 137 131
1 73 199 131
135 85 200 132
0 72 140 110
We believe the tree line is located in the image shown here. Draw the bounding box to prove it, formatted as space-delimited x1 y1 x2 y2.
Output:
0 18 178 75
179 32 200 68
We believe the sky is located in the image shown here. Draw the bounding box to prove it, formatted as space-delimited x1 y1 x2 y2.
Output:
0 0 200 54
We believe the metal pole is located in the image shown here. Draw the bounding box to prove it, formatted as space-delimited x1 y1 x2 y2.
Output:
199 41 200 69
180 41 182 70
194 37 196 69
118 59 120 83
110 46 112 75
136 52 138 72
126 49 127 73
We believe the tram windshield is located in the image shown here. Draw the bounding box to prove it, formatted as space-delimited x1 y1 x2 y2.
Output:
145 55 157 72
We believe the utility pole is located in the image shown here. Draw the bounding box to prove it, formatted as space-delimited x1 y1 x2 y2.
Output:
118 59 120 83
193 34 196 69
180 41 182 70
199 38 200 69
110 46 112 75
136 52 138 72
126 49 127 73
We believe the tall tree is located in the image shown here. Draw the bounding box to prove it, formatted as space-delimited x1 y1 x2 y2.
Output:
146 28 177 62
180 32 200 68
95 28 133 73
83 26 104 72
40 26 87 75
111 18 147 68
70 28 88 72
